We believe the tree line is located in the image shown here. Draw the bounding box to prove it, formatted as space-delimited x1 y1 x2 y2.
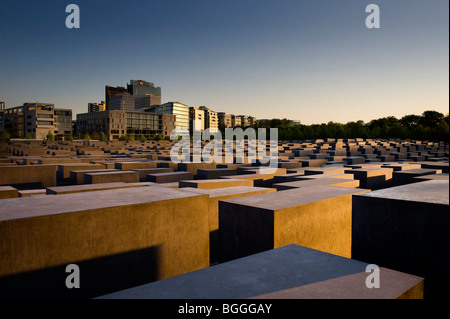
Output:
250 110 449 142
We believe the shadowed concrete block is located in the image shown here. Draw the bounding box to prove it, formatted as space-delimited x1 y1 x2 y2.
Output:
0 165 57 187
352 180 449 299
57 163 107 181
0 186 18 199
131 168 174 182
392 168 443 186
97 244 423 299
197 168 237 179
0 186 209 298
147 171 193 183
344 167 393 190
70 169 120 185
84 171 140 184
219 185 369 262
177 162 218 176
179 186 277 264
420 161 449 174
179 179 253 189
344 157 366 165
46 182 151 195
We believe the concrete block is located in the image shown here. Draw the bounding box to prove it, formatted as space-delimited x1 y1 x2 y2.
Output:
97 244 423 299
84 171 140 184
178 179 253 189
352 180 449 299
219 185 369 262
179 186 277 264
0 186 18 199
344 167 393 190
70 169 120 185
0 186 209 298
0 165 57 188
196 168 237 179
147 171 193 183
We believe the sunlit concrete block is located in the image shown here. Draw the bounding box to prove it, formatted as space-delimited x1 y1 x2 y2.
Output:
46 182 150 195
97 244 423 299
352 180 449 299
70 169 120 185
84 170 139 184
219 185 369 262
179 186 276 264
197 168 237 179
57 163 107 181
0 186 209 298
147 171 193 183
0 164 57 188
131 168 174 182
114 161 158 170
179 179 253 189
0 186 18 199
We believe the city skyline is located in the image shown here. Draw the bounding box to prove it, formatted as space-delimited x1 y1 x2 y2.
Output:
0 0 448 125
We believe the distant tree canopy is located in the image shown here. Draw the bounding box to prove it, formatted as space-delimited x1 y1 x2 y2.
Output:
249 110 449 142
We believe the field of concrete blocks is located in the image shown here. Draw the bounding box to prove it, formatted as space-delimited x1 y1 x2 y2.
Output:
0 138 448 299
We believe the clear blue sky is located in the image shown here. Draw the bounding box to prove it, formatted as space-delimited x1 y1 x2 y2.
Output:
0 0 448 124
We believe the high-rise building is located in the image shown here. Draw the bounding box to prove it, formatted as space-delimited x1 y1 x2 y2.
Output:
134 94 161 109
1 103 72 139
88 101 106 113
151 102 190 131
198 106 219 132
127 80 161 98
105 85 127 109
189 107 205 133
108 93 136 111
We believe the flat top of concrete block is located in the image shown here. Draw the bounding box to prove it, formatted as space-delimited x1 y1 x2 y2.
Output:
97 244 423 299
0 186 17 191
86 170 137 175
178 186 276 198
148 171 193 176
0 186 206 221
414 174 449 181
221 185 368 211
355 179 449 205
393 168 441 175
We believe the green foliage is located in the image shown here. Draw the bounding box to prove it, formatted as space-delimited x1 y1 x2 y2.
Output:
0 131 11 141
46 131 55 141
99 132 108 141
154 133 163 141
65 132 74 141
83 133 91 140
24 132 33 139
256 110 449 142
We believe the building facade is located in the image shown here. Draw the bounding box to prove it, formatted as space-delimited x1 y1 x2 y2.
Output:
76 110 175 140
218 112 233 128
151 102 190 132
189 107 205 133
198 106 219 133
105 85 127 109
88 101 106 113
127 80 161 98
0 103 72 139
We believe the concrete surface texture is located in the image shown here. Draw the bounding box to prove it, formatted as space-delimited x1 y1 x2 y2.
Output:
0 138 448 299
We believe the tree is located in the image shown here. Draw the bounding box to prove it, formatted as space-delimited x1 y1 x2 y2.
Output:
0 131 11 141
154 133 163 141
420 110 444 128
140 135 147 142
65 132 74 141
400 114 421 129
24 132 33 139
83 133 91 140
47 131 55 141
99 132 108 141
